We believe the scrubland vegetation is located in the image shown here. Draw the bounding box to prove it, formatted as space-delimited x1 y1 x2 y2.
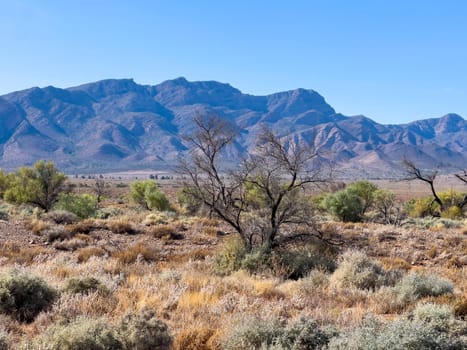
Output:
0 124 465 348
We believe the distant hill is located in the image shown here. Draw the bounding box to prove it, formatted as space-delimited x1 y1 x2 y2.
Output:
0 78 466 177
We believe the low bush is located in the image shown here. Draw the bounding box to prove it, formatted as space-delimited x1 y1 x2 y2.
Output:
130 180 171 211
0 271 56 322
63 277 107 295
391 272 454 305
378 272 454 312
54 193 98 219
20 317 123 350
214 237 335 279
327 312 466 349
322 189 363 222
223 317 331 350
44 210 78 225
214 236 247 276
45 226 72 242
0 204 9 221
118 309 172 350
329 250 398 290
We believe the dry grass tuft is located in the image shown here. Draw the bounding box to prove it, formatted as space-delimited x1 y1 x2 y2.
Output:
27 219 49 235
107 217 136 234
174 326 221 350
0 242 48 265
76 246 107 263
114 243 159 264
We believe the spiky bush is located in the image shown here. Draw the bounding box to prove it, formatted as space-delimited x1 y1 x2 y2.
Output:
0 271 56 322
329 250 398 290
20 317 123 350
118 309 172 350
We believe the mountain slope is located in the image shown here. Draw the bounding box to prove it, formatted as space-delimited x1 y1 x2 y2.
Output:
0 78 466 175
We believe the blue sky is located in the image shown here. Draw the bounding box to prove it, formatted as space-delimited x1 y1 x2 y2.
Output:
1 0 466 124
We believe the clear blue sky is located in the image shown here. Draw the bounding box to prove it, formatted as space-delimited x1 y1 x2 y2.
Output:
1 0 466 124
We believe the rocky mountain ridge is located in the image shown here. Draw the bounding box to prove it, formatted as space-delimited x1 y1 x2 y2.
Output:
0 78 465 177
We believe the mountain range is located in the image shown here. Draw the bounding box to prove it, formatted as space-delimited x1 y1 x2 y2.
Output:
0 77 466 177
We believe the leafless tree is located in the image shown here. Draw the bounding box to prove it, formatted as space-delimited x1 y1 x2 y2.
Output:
93 177 107 204
403 159 467 211
179 114 332 251
455 170 467 185
402 159 443 208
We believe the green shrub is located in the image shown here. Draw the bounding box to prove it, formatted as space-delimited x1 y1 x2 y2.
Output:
346 181 378 216
118 309 172 350
54 193 98 219
130 180 171 211
0 272 56 322
322 189 363 222
214 236 247 276
20 317 123 350
329 250 398 290
63 277 107 295
177 186 200 214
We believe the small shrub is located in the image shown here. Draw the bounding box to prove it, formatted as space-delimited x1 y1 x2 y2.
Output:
224 317 331 350
391 272 454 305
130 180 171 211
322 189 363 222
95 207 123 219
0 272 56 322
214 236 247 276
222 317 283 350
142 212 174 226
63 277 107 295
329 250 397 290
118 309 172 350
378 272 455 313
278 317 331 349
45 226 72 243
44 210 78 224
327 315 465 349
54 193 98 219
20 317 123 349
453 297 467 318
150 224 178 239
0 204 9 221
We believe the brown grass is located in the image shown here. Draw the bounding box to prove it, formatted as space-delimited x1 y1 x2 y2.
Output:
76 246 107 263
114 243 159 264
174 327 221 350
0 242 48 265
